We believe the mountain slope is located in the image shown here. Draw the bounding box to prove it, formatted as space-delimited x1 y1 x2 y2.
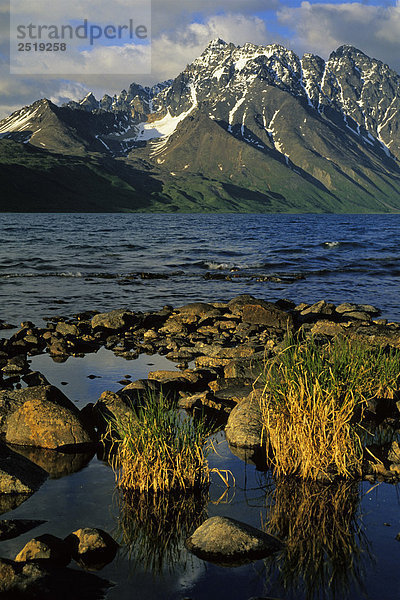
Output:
1 40 400 212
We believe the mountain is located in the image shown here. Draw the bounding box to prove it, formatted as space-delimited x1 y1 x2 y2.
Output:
2 40 400 212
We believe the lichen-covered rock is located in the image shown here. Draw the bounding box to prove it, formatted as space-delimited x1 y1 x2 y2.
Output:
94 390 137 434
241 300 294 330
177 302 218 317
15 534 71 566
186 516 282 564
91 309 135 331
0 386 94 449
65 528 119 570
225 391 264 449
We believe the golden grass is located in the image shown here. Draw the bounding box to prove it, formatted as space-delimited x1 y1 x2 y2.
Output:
106 391 211 494
259 336 400 481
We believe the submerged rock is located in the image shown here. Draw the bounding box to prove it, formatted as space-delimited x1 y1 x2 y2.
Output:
186 516 282 565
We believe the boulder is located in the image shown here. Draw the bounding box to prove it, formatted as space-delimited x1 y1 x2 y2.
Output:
336 302 380 317
186 516 282 565
94 390 136 434
349 323 400 349
1 355 29 375
299 300 336 319
225 391 263 449
0 444 47 495
224 356 264 380
91 309 135 331
310 321 345 337
55 322 81 337
226 296 293 330
0 386 94 450
15 534 71 566
177 302 218 317
65 528 119 570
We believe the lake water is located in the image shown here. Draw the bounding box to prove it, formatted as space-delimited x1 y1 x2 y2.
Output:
1 213 400 599
0 213 399 325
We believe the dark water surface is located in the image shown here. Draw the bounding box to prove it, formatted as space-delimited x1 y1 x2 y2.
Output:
1 213 400 599
0 213 399 324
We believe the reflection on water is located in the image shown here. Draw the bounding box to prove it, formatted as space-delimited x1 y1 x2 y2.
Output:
7 444 95 479
116 490 208 574
264 479 372 600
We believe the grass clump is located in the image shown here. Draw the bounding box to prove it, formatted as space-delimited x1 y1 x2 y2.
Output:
107 391 211 494
260 336 400 481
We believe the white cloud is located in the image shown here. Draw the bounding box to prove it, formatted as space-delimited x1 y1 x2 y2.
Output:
278 1 400 71
149 13 272 81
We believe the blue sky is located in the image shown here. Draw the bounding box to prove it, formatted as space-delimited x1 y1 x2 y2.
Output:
1 0 400 118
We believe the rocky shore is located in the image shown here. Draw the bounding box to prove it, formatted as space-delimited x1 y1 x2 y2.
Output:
1 294 400 595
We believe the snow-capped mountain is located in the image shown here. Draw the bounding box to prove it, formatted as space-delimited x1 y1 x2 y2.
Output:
2 40 400 212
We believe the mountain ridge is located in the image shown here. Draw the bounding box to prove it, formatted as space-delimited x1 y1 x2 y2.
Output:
1 40 400 212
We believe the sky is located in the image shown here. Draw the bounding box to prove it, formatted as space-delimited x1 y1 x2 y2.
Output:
1 0 400 118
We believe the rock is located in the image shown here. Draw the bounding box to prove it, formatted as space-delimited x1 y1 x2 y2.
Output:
178 390 235 414
159 316 190 336
224 356 264 380
0 494 32 515
0 556 112 599
0 557 45 596
348 323 400 349
0 386 94 450
0 444 48 495
0 520 46 541
336 302 380 316
299 300 336 319
225 391 263 449
186 516 282 565
310 321 345 337
94 390 136 433
195 356 231 370
1 355 29 375
242 301 294 330
22 371 50 387
65 528 119 570
55 322 81 337
388 441 400 464
147 369 207 394
91 309 135 331
178 302 218 317
228 295 260 313
15 534 71 566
